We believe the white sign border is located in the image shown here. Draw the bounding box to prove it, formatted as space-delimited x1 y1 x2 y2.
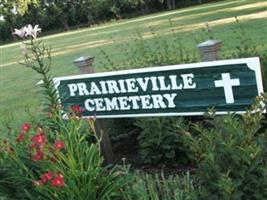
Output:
54 57 264 119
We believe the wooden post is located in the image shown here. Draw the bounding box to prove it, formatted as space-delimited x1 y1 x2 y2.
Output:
73 56 114 164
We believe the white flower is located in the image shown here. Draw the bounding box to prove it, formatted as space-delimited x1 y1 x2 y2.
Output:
25 24 42 39
13 24 42 39
13 27 26 38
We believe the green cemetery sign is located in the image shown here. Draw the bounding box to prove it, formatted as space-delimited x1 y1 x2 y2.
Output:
54 57 264 118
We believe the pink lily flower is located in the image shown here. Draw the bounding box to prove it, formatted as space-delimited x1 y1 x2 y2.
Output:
13 27 26 38
25 24 42 39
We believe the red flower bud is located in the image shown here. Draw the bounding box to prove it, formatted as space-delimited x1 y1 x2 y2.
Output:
51 173 65 187
54 140 65 150
71 105 85 117
33 150 44 161
21 123 31 133
16 133 25 143
32 131 48 146
41 171 54 184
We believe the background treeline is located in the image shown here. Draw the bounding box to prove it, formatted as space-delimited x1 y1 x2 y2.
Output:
0 0 219 42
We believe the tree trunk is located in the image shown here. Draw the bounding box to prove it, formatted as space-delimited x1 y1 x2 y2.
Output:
166 0 172 10
115 14 122 21
87 13 95 26
171 0 176 9
60 17 69 31
10 27 17 40
141 4 149 15
141 5 145 15
7 16 16 40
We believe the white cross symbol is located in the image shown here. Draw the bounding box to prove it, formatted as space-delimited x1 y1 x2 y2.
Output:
214 73 240 104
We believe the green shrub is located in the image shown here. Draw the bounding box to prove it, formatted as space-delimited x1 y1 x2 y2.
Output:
182 96 267 200
135 117 191 165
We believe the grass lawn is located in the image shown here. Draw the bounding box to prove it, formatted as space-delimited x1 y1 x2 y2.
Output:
0 0 266 125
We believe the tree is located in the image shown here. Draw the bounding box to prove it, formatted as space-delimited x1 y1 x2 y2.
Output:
41 0 71 31
75 0 112 25
0 0 39 39
158 0 175 10
0 0 39 15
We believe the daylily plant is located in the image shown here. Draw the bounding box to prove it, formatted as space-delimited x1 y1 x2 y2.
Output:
5 24 129 199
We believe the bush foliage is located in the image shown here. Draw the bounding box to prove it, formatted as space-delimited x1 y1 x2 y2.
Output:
183 96 267 199
135 117 191 165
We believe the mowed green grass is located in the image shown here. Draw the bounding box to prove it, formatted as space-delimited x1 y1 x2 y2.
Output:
0 0 267 124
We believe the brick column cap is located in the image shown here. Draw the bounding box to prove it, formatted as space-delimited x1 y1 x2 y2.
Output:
197 39 222 48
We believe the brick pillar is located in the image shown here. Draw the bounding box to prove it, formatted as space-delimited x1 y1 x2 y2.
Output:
73 56 95 74
197 40 222 61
